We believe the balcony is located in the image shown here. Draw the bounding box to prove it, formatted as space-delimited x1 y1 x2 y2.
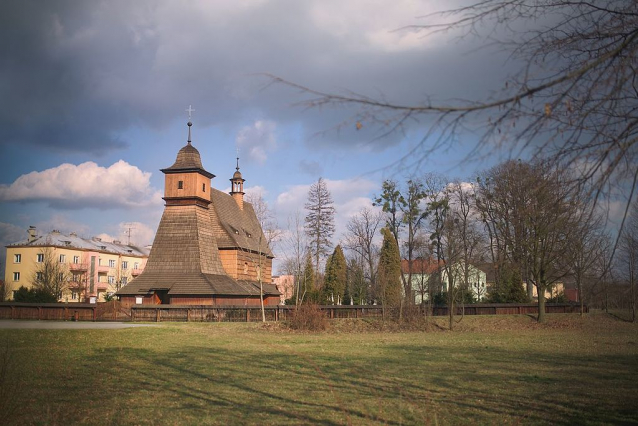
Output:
97 265 111 273
69 263 88 272
96 281 110 290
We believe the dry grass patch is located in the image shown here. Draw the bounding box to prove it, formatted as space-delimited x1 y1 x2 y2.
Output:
1 312 636 425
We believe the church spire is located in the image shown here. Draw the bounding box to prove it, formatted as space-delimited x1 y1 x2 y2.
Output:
230 153 245 210
185 105 195 145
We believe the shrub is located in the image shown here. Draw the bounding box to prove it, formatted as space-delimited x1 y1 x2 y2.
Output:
288 304 327 331
13 286 57 303
547 292 569 303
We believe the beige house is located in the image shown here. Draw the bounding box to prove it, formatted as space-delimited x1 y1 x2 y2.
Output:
402 258 488 303
5 227 149 302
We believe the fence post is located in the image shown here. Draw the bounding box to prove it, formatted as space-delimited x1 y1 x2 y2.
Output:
246 309 250 322
187 309 191 322
156 309 160 322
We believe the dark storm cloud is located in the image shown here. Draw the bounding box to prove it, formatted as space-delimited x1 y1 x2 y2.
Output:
0 0 516 156
0 1 161 153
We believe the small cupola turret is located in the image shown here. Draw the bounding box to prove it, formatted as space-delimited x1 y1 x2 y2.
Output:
229 156 245 210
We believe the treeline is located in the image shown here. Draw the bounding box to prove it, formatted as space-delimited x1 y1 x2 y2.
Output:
279 160 638 324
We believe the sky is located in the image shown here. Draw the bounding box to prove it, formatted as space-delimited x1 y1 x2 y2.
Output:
0 0 528 275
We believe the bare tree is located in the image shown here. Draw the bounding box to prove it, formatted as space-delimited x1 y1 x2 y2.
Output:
566 213 605 316
344 207 384 302
246 192 282 250
448 180 485 302
619 199 638 322
304 177 336 287
270 1 638 249
31 246 70 301
282 211 308 306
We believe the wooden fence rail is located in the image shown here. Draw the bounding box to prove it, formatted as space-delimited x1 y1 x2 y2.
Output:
130 303 586 323
0 302 586 322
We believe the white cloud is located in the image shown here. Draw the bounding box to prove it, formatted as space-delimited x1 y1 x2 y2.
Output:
275 177 379 243
236 120 277 164
0 161 163 209
310 0 448 52
95 221 156 247
35 215 91 236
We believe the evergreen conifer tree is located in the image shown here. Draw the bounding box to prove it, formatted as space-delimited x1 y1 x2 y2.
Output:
323 245 346 304
377 228 402 311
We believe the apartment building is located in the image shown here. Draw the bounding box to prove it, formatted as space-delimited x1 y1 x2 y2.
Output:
5 227 150 303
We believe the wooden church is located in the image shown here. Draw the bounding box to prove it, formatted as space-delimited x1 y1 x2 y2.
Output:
116 120 279 306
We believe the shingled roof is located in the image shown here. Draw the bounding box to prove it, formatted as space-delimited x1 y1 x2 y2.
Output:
161 142 215 179
210 188 273 257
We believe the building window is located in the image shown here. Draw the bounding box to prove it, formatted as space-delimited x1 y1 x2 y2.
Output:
122 261 128 270
59 254 66 263
71 292 77 300
178 181 184 189
14 254 21 263
58 273 65 281
202 183 206 192
37 253 44 263
134 262 139 270
121 277 128 285
36 272 43 281
109 259 116 268
13 272 20 282
108 276 115 284
135 296 143 305
73 255 80 264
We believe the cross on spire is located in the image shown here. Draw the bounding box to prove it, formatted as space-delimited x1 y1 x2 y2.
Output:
236 147 240 171
185 105 195 120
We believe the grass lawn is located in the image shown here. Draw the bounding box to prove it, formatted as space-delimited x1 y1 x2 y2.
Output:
1 312 637 425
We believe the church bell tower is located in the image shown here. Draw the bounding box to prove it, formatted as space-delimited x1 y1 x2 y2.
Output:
161 121 215 209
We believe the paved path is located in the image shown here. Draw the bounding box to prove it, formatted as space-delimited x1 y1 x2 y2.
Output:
0 320 156 330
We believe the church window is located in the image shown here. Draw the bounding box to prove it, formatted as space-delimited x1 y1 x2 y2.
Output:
243 262 248 274
178 181 184 189
202 183 206 192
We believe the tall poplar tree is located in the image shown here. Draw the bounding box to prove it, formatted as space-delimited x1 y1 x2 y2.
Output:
377 228 402 317
323 245 347 304
304 177 336 286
